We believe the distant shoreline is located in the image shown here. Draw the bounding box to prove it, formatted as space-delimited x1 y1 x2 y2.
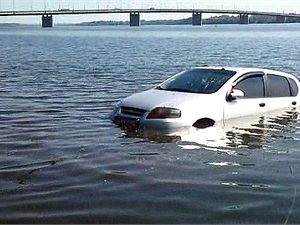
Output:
0 23 22 26
76 15 300 26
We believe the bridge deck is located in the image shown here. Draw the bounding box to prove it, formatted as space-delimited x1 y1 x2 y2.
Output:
0 9 299 18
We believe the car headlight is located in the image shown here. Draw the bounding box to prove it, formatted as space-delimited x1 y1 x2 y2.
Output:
146 107 181 119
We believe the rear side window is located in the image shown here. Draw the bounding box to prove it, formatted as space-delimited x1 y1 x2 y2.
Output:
288 78 299 96
234 75 265 98
267 75 291 97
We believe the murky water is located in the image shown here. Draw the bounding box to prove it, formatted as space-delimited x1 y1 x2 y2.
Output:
0 24 300 223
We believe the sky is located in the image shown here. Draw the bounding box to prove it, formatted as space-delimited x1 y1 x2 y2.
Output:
0 0 299 24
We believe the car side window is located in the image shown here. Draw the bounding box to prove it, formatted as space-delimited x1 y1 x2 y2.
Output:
288 78 299 97
267 74 291 97
234 75 265 98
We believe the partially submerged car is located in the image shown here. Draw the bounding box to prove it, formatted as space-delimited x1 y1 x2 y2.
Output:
111 67 300 131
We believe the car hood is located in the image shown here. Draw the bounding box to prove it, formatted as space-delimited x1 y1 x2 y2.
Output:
120 89 214 111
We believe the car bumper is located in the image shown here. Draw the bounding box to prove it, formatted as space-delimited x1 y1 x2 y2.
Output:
111 111 187 132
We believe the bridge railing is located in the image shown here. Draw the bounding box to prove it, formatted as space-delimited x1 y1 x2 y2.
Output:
0 0 299 15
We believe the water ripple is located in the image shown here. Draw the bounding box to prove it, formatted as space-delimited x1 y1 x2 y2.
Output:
0 24 300 223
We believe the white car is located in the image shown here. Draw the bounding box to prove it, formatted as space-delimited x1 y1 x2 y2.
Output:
111 67 300 131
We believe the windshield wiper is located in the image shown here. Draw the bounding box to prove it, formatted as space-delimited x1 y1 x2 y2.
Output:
156 86 198 93
155 86 164 90
162 87 197 93
166 88 189 92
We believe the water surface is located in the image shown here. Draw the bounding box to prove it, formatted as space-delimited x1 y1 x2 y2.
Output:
0 24 300 223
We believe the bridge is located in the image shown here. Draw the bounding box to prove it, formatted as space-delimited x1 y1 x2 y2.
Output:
1 8 300 27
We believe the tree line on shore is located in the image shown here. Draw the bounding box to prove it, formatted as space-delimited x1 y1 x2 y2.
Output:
78 15 300 26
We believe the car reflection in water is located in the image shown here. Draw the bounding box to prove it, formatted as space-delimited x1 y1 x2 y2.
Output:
222 109 299 149
119 108 299 152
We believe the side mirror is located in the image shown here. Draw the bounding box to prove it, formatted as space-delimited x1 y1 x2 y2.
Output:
227 89 244 101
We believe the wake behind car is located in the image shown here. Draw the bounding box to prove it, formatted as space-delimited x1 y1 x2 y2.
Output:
111 67 300 131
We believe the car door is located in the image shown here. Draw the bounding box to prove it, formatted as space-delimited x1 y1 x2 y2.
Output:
223 73 268 121
265 74 299 113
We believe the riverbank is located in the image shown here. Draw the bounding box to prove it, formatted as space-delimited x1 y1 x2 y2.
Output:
77 15 300 26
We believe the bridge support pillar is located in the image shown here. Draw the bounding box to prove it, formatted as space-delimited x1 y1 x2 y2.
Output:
275 15 287 23
42 14 53 28
239 14 249 25
192 12 202 26
130 12 140 26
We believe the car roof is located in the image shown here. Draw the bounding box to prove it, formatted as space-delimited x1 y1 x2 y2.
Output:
192 66 290 76
191 66 298 80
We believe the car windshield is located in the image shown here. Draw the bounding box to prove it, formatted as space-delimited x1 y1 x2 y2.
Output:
157 68 236 94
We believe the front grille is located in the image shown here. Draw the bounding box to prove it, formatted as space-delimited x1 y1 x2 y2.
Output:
121 106 146 117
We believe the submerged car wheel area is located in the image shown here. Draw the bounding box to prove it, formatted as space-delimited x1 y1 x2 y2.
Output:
111 67 300 132
192 118 215 129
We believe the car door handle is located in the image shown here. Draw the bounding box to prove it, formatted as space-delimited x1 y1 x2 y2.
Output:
259 103 266 107
292 101 297 106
